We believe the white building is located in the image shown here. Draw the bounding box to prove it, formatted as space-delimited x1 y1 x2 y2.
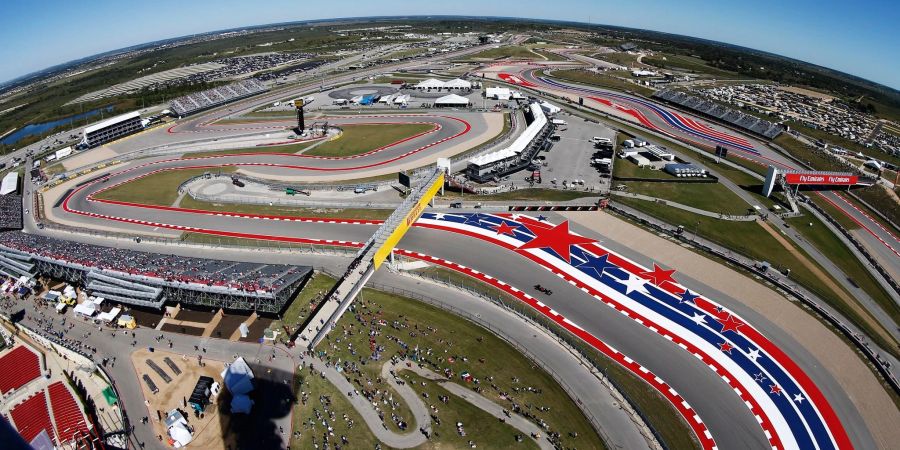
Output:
0 171 19 195
434 94 470 107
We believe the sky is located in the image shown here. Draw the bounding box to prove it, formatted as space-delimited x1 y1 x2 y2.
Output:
1 0 898 89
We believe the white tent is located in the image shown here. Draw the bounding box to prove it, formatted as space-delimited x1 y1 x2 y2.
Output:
393 94 410 105
55 147 73 160
540 101 561 115
230 394 254 414
97 307 121 323
444 78 472 90
1 171 19 195
485 87 511 100
73 301 97 317
434 94 470 107
415 78 446 90
221 357 255 395
166 410 193 448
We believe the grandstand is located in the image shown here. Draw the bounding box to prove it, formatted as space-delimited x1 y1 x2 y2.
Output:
46 381 89 443
0 231 311 313
170 79 268 117
0 345 42 394
9 392 55 443
80 111 144 148
654 90 784 139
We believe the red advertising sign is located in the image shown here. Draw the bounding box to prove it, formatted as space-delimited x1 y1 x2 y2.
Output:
784 173 857 185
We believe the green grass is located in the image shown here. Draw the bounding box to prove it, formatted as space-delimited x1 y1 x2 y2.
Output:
548 69 655 97
178 196 394 220
305 123 436 157
290 368 381 450
408 265 698 450
468 45 541 60
326 285 606 449
643 54 742 79
613 160 679 180
621 181 751 215
810 197 861 230
591 52 642 67
851 185 900 227
443 188 596 202
92 167 235 206
273 272 337 333
403 372 543 449
773 134 848 173
786 213 899 325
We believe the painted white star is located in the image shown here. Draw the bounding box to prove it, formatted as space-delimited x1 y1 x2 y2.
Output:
618 275 650 295
793 394 805 404
746 348 761 362
433 213 446 220
690 312 707 327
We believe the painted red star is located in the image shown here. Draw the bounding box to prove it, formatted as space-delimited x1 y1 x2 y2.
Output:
516 220 597 263
716 314 745 335
718 342 734 354
640 263 677 287
769 384 783 395
490 221 519 236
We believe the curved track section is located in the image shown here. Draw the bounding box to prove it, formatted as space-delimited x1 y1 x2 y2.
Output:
513 67 899 268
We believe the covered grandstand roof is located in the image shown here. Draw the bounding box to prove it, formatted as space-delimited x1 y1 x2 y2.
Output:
469 103 546 167
83 111 141 135
1 171 19 195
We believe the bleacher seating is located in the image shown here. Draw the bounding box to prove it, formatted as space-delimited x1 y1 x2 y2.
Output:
170 79 268 117
47 381 88 443
0 345 41 393
654 89 784 139
10 392 55 443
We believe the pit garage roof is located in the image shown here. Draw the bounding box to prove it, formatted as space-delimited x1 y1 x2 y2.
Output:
83 111 141 135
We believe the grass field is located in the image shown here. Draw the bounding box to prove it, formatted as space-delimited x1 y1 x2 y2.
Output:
326 284 606 449
548 69 655 97
185 142 317 159
642 54 742 79
468 45 541 60
620 181 752 215
93 167 236 206
613 159 679 180
304 123 435 157
408 265 699 450
271 272 336 334
786 213 899 324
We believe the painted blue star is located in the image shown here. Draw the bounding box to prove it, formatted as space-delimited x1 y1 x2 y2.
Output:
463 213 487 225
754 372 767 383
575 253 619 279
537 214 548 221
679 289 699 304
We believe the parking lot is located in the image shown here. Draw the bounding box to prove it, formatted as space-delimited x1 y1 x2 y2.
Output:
510 112 616 193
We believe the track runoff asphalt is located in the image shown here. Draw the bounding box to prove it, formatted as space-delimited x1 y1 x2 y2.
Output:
509 67 899 278
44 129 890 448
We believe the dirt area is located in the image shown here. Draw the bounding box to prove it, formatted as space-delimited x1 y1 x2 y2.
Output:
131 349 236 450
128 307 164 328
213 314 246 340
561 210 900 448
239 317 273 343
174 308 217 322
161 323 205 336
776 85 835 101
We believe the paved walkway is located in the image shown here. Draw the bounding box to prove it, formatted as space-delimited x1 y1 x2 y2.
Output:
388 360 554 449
